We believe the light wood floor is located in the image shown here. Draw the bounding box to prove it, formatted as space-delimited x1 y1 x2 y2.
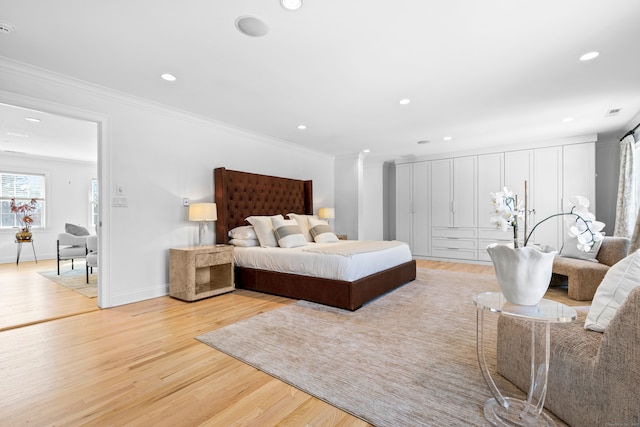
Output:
0 259 579 426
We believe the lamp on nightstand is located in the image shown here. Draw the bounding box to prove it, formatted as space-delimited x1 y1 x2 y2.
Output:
318 207 335 228
189 203 217 246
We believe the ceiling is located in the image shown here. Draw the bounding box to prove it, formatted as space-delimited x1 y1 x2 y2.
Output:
1 0 639 162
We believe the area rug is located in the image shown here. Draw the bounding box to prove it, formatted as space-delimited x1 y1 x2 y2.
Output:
197 269 568 426
38 268 97 298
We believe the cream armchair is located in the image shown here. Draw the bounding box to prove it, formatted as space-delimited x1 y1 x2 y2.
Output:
86 235 97 283
57 233 88 275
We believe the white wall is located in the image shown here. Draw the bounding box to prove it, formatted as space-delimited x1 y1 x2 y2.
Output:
362 159 384 240
334 154 362 239
0 59 334 308
0 153 97 263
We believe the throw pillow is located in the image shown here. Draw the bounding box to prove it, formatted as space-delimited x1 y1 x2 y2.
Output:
287 213 318 242
560 236 603 263
65 223 90 236
245 215 283 247
584 249 640 332
308 217 339 243
272 217 307 248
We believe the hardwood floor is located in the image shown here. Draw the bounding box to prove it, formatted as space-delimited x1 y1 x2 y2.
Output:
0 259 578 426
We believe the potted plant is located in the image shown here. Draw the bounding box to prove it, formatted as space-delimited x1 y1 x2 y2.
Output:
10 198 38 241
487 188 604 305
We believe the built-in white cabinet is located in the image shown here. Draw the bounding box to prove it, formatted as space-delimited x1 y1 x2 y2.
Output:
395 162 430 256
396 141 596 263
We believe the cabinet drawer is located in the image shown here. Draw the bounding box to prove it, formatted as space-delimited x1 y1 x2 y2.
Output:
432 237 477 250
432 227 477 238
195 251 233 268
478 228 522 241
431 248 478 260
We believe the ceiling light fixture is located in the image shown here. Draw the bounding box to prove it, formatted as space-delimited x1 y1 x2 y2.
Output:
363 149 371 153
297 125 307 130
25 117 41 123
399 99 411 105
161 73 177 81
235 16 269 37
443 136 452 141
280 0 303 11
580 51 599 61
562 117 574 123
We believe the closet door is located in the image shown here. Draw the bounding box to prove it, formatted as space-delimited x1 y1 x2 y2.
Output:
431 159 453 227
453 156 477 227
532 146 563 249
412 161 431 256
395 163 413 249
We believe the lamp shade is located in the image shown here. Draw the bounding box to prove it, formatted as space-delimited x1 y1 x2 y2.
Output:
318 207 335 219
189 203 217 221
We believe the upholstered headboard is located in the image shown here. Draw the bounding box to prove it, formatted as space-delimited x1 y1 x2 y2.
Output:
214 167 313 244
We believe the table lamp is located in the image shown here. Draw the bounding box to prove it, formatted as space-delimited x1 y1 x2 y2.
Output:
318 207 335 228
189 203 217 246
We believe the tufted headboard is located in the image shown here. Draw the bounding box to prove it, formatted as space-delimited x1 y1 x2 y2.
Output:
214 167 313 244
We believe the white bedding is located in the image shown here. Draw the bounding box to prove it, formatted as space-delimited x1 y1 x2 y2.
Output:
233 240 412 282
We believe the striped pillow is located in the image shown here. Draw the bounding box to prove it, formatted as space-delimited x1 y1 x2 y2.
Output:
308 217 339 243
272 218 307 248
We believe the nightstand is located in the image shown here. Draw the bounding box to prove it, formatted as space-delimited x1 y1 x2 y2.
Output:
337 234 348 240
169 245 234 301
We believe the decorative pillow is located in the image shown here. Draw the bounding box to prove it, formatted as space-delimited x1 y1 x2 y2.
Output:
245 215 284 247
560 236 603 263
308 217 339 243
229 238 260 247
584 249 640 332
272 217 307 248
228 225 257 240
65 223 90 236
287 213 318 242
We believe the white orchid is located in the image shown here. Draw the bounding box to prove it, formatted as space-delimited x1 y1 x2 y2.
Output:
490 189 605 252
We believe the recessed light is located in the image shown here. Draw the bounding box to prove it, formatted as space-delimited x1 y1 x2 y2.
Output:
0 22 15 35
443 136 452 141
363 149 371 153
297 125 307 130
417 140 430 144
562 117 574 123
280 0 302 11
25 117 41 123
399 99 411 105
235 16 269 37
580 51 599 61
161 73 177 82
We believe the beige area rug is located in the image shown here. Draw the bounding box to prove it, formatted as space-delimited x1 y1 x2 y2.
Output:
198 269 568 426
38 268 97 298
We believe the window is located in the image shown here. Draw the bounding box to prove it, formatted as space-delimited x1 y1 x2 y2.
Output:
0 172 46 229
90 178 98 227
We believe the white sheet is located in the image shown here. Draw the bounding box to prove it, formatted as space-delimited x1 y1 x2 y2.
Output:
233 240 412 282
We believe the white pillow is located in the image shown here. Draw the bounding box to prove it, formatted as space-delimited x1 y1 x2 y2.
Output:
272 217 307 248
228 225 257 240
287 213 317 242
308 217 339 243
245 215 283 247
560 236 602 263
229 238 259 247
584 249 640 332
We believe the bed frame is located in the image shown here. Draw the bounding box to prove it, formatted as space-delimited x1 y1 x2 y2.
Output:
214 167 416 310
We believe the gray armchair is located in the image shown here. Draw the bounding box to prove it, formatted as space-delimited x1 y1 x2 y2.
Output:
86 235 97 283
57 233 88 275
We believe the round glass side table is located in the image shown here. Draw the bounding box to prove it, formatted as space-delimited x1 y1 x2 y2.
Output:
473 292 577 427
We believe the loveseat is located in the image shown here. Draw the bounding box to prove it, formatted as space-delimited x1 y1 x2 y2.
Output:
496 287 640 427
550 236 629 300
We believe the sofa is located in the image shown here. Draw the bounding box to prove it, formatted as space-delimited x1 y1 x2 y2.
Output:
550 236 630 300
496 287 640 427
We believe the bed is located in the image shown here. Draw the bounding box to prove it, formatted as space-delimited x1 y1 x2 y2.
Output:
214 167 416 310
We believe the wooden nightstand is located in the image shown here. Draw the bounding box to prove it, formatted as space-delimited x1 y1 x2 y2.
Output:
337 234 348 240
169 245 234 301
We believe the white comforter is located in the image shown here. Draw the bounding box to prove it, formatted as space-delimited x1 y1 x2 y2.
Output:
233 240 412 282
